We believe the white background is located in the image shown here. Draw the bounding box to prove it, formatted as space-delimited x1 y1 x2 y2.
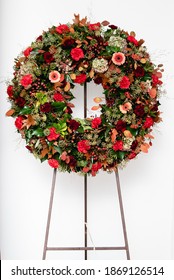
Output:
0 0 174 260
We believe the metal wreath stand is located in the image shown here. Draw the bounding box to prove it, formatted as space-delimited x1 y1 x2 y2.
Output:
42 83 130 260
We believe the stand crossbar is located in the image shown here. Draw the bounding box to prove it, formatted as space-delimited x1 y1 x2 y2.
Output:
42 83 130 260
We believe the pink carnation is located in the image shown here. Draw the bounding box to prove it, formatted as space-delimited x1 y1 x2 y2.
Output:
77 140 90 153
48 159 59 168
119 76 130 89
91 117 102 129
20 74 33 88
113 140 123 151
47 127 60 141
15 116 23 130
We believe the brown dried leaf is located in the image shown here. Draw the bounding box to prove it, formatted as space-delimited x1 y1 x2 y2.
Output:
23 115 36 129
130 31 136 37
67 102 75 108
6 109 15 116
40 148 49 158
101 20 110 26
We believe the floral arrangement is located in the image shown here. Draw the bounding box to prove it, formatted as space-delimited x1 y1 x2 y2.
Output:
6 15 163 176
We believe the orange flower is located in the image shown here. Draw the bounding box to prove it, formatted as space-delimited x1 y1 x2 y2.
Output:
119 102 132 114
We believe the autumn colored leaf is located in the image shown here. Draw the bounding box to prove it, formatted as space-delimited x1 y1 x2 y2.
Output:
91 105 100 111
124 130 133 138
23 115 36 129
130 31 136 37
6 109 15 117
140 143 150 153
111 128 118 143
70 73 76 80
60 74 64 82
101 20 110 26
149 88 157 98
64 82 71 92
40 148 49 158
145 134 154 139
89 69 94 78
67 102 75 108
93 97 102 103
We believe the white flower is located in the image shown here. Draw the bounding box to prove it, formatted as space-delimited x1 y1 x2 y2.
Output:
92 58 108 73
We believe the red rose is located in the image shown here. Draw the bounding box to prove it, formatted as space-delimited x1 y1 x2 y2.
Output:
69 119 80 131
119 76 130 89
89 22 100 31
143 117 154 129
53 93 64 101
44 52 54 63
47 127 60 141
128 152 137 159
74 73 87 84
91 117 102 129
71 48 84 61
7 85 13 98
23 47 32 57
48 159 59 168
127 35 138 46
15 116 23 130
77 140 90 153
113 140 123 151
134 66 145 77
56 24 69 34
20 74 33 88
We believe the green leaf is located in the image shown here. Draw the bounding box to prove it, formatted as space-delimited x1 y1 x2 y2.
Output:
53 145 62 154
19 106 32 115
127 127 139 136
117 151 126 160
32 128 44 137
52 102 66 111
36 92 48 104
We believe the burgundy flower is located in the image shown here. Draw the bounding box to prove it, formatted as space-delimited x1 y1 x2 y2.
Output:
109 24 118 29
94 77 102 84
26 145 32 152
128 152 137 159
106 98 115 107
134 104 145 117
69 119 80 130
115 120 127 132
40 102 52 113
131 140 138 150
16 97 26 107
44 52 54 63
66 106 73 114
69 155 77 167
134 66 145 77
36 35 42 41
62 38 75 49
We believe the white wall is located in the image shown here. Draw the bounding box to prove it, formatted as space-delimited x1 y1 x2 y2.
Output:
0 0 174 260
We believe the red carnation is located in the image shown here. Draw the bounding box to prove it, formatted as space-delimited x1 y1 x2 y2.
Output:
127 35 138 46
15 116 23 130
20 74 33 88
44 52 54 63
113 140 123 151
134 66 145 77
119 76 130 89
53 93 64 101
56 24 69 34
47 127 60 141
71 48 84 61
89 22 100 31
91 117 102 129
48 159 59 168
69 119 80 131
77 140 90 153
7 85 14 98
143 117 154 129
74 73 87 84
23 47 32 57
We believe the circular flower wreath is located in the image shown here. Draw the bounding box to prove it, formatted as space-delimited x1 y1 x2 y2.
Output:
6 15 163 176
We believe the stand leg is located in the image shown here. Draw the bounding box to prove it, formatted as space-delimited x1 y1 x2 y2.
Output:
84 174 88 260
115 170 130 260
42 168 57 260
